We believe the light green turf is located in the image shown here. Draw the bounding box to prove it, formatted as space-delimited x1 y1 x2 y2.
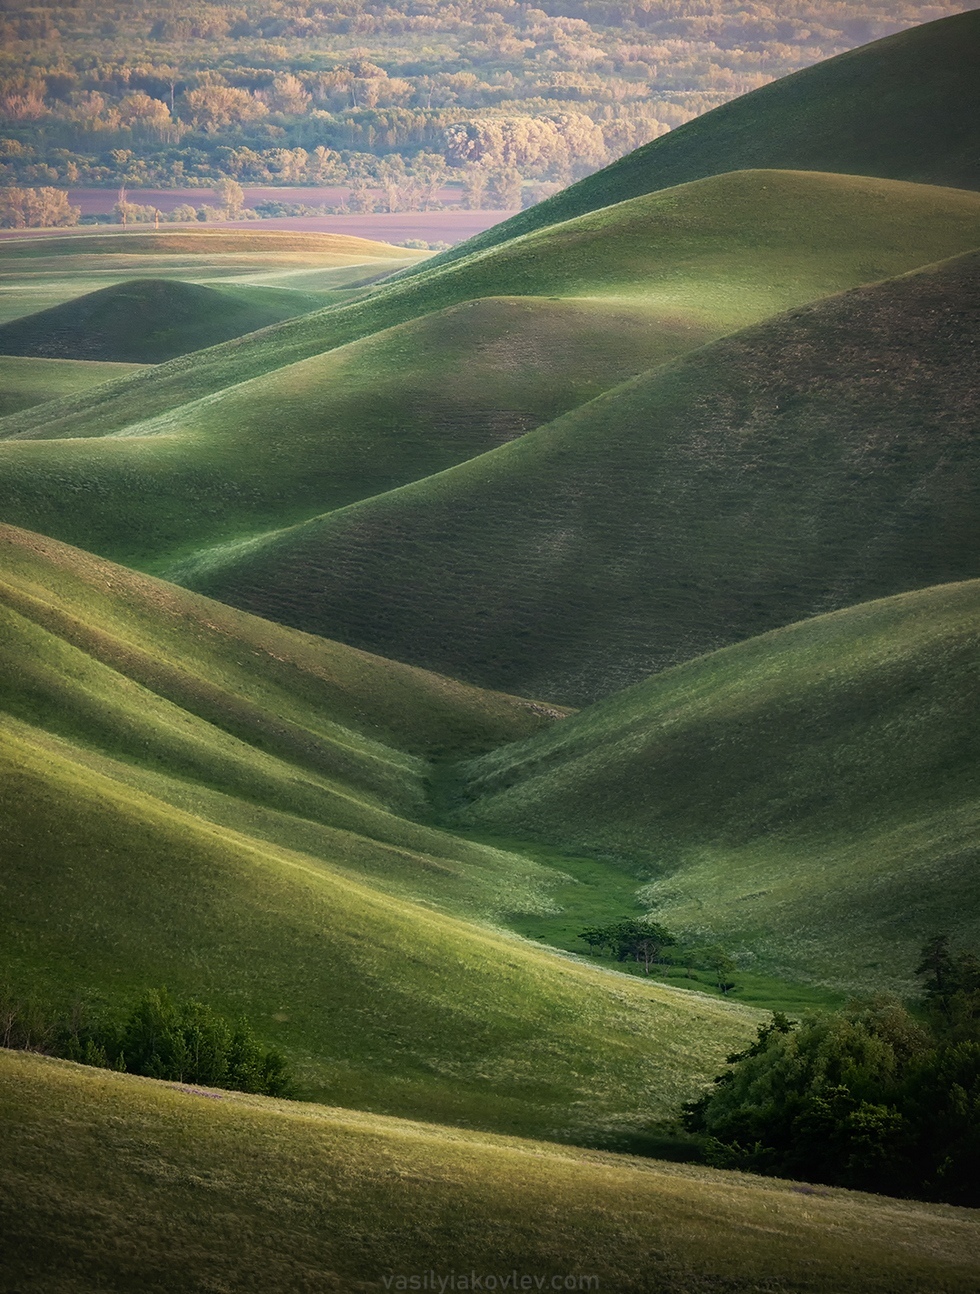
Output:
452 581 980 996
4 1051 980 1294
4 170 979 445
0 523 758 1140
0 355 145 416
184 251 980 707
0 296 716 568
415 9 980 273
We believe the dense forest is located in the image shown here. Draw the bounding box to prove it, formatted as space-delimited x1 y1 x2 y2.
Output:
0 0 966 218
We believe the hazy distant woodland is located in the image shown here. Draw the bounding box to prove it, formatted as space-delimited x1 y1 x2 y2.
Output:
0 0 968 222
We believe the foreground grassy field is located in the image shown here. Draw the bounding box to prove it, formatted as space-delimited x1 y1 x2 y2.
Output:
4 1051 979 1294
419 9 980 271
453 581 980 995
4 169 978 448
190 250 980 704
0 523 760 1141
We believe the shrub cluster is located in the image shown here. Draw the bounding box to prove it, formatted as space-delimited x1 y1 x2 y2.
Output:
0 986 293 1097
682 938 980 1206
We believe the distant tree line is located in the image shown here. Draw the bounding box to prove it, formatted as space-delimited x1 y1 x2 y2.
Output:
0 0 953 202
0 985 293 1097
682 937 980 1207
579 917 739 992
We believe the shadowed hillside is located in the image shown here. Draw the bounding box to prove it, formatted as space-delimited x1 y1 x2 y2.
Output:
0 296 715 567
0 277 332 363
4 1051 980 1294
417 9 980 272
182 250 980 706
4 170 978 443
0 524 762 1139
453 581 980 993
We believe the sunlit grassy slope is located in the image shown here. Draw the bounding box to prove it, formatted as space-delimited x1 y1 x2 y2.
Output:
0 227 421 325
419 9 980 272
0 277 334 362
0 355 144 416
0 524 759 1139
453 582 980 995
4 169 978 444
188 250 980 706
5 1053 980 1294
0 296 715 568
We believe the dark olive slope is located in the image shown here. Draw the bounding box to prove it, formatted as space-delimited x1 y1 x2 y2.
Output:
415 9 980 273
0 278 327 364
187 251 980 706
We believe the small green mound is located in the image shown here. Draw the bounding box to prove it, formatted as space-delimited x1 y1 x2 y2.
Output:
454 581 980 994
420 9 980 271
0 278 329 363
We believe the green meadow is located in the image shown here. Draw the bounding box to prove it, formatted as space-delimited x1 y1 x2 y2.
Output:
1 12 979 1288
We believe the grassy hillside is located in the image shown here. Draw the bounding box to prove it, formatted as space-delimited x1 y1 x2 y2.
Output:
4 170 978 444
0 277 333 363
0 355 144 416
0 523 760 1139
417 9 980 272
5 1053 980 1294
453 581 980 994
0 296 715 568
186 250 980 705
0 227 421 326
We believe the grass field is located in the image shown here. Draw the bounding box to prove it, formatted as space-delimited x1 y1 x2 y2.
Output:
0 523 762 1141
4 169 978 446
184 250 980 705
4 1051 980 1294
0 355 144 415
417 9 980 272
452 581 980 995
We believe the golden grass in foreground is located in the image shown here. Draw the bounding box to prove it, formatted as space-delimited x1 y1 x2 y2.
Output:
3 1050 979 1294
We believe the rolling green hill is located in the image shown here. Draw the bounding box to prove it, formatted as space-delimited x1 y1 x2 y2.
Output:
4 170 978 445
0 295 715 567
5 1051 980 1294
0 523 758 1140
452 581 980 994
0 277 334 363
184 250 980 706
0 355 144 416
416 9 980 273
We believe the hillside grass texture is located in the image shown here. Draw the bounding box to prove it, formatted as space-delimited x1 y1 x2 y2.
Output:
185 250 980 706
417 8 980 271
452 581 980 995
3 169 978 446
0 355 144 415
0 524 759 1141
4 1051 980 1294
